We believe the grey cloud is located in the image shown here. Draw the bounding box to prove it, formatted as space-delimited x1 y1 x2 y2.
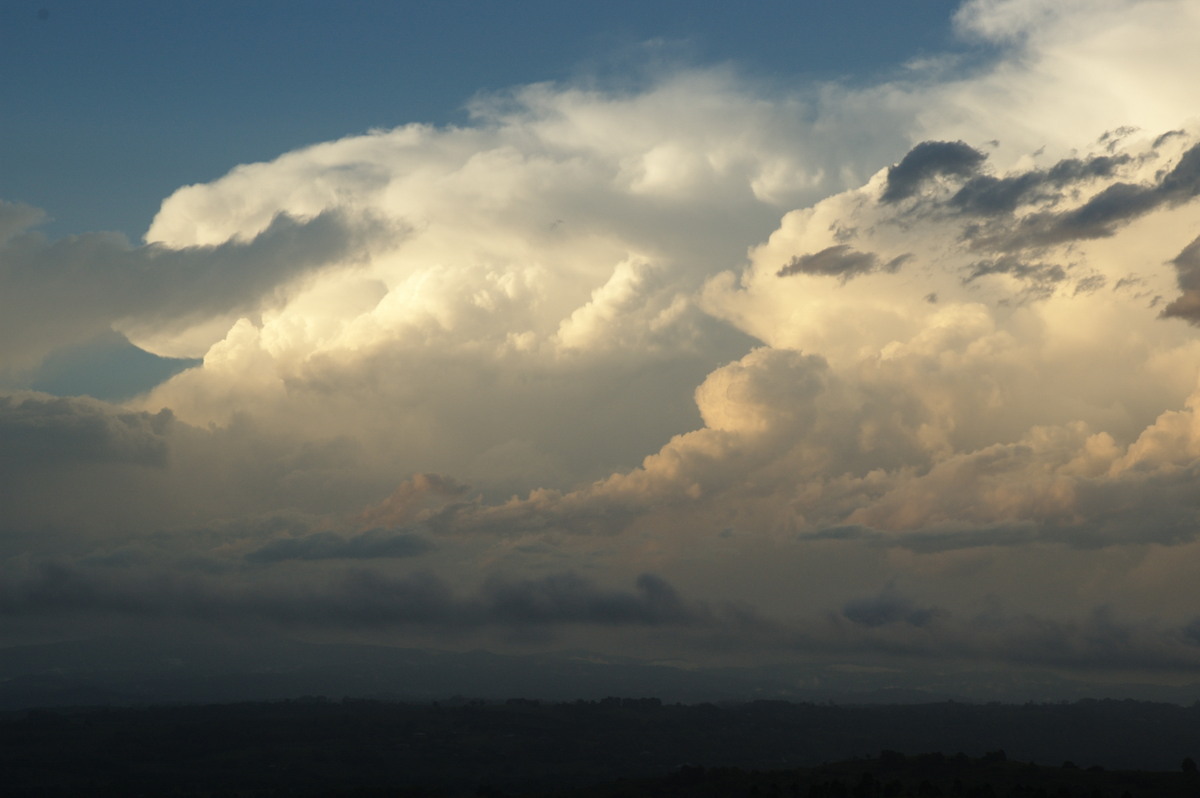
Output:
0 206 386 372
815 599 1200 673
950 154 1130 216
950 172 1047 216
1153 129 1186 148
0 562 455 627
1097 126 1138 148
800 525 877 543
485 572 699 626
1046 153 1131 184
1161 235 1200 323
1155 141 1200 199
964 255 1066 293
0 394 397 551
889 525 1040 554
245 528 434 563
356 473 474 530
881 140 987 203
969 141 1200 250
958 605 1200 672
842 588 942 628
0 563 709 631
778 245 911 281
796 449 1200 555
813 467 1200 554
800 524 1039 553
0 393 173 469
131 210 389 329
1072 274 1106 295
1048 181 1162 240
1064 471 1200 549
1182 617 1200 646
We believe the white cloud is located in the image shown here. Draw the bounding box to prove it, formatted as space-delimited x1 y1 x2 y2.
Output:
938 0 1200 164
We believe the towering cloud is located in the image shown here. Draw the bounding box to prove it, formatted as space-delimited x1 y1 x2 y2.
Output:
5 0 1200 682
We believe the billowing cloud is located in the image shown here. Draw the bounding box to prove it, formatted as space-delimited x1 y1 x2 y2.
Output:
494 127 1200 552
7 0 1200 688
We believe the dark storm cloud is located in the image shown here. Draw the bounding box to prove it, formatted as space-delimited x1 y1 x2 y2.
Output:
881 140 987 203
1161 235 1200 323
777 245 911 281
0 393 173 468
0 563 710 630
245 528 434 563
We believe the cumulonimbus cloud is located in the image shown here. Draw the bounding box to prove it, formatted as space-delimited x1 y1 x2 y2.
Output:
7 0 1200 678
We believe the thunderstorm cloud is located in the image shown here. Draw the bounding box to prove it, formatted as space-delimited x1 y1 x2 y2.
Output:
6 0 1200 683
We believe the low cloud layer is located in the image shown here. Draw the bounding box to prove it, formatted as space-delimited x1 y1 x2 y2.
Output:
0 563 718 632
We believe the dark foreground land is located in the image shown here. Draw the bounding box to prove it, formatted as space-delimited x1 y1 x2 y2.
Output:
4 697 1200 796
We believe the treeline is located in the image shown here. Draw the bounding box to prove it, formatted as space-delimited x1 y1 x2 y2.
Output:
3 697 1199 796
533 751 1200 798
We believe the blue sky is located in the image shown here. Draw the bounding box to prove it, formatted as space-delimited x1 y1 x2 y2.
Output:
3 0 961 239
5 0 1200 698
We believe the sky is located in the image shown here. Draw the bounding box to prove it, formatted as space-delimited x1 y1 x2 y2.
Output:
4 0 1200 695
